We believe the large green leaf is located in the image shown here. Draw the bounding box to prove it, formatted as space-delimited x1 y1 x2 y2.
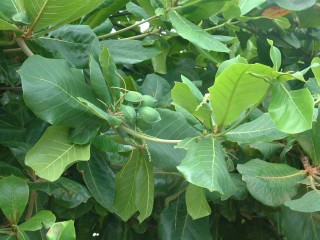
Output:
18 55 102 128
0 176 29 224
145 109 201 170
113 150 139 221
0 162 26 179
172 82 212 129
237 159 306 207
168 10 229 53
24 0 104 32
294 112 320 165
46 220 76 240
209 63 272 129
311 57 320 85
158 194 211 240
0 121 26 146
177 138 236 199
18 210 55 231
269 82 313 134
284 190 320 212
186 184 211 220
135 155 154 223
239 0 266 15
25 126 90 182
36 25 99 68
280 207 320 240
101 40 160 64
225 113 287 143
274 0 316 11
77 152 115 211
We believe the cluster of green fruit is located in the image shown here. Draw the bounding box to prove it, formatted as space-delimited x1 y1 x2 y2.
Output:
120 91 161 129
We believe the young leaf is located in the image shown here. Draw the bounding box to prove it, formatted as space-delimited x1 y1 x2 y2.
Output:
237 159 306 207
158 194 211 240
240 0 266 15
113 151 140 221
135 155 154 223
269 82 313 134
18 55 103 128
77 152 115 211
168 10 229 53
209 63 272 129
186 184 211 220
172 82 212 128
46 220 76 240
18 210 56 231
24 0 104 32
177 138 236 199
285 190 320 212
25 126 90 182
225 113 287 143
267 39 282 71
0 176 29 224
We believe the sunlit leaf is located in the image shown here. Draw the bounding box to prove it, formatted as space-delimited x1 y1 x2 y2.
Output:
18 210 56 231
186 184 211 220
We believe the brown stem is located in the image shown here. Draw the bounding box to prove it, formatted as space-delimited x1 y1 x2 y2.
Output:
25 190 37 220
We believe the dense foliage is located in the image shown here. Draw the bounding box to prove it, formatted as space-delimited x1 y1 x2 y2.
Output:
1 0 320 239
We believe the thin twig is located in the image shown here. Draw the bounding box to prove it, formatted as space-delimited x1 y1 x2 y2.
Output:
98 15 159 40
25 190 37 220
120 29 161 40
2 48 22 54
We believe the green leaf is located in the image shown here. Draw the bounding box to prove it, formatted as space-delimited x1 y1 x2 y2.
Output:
77 97 122 127
0 162 26 179
16 227 30 240
51 177 91 208
294 112 320 165
177 138 236 199
18 210 55 231
209 63 272 129
0 121 26 146
25 126 90 182
172 82 212 128
145 109 201 169
168 10 229 53
280 207 320 240
135 155 154 223
101 40 160 64
46 220 76 240
186 184 211 220
285 190 320 212
77 152 115 211
140 74 171 106
0 176 29 224
151 37 170 74
84 0 131 27
267 39 281 71
89 54 113 106
225 113 287 143
24 0 104 32
269 82 313 134
36 25 99 68
99 46 121 102
0 0 24 22
92 134 132 153
216 55 248 77
274 0 316 11
0 19 19 30
69 125 100 145
126 2 148 19
158 194 211 240
237 159 306 207
311 57 320 85
240 0 266 15
18 55 102 128
113 151 139 221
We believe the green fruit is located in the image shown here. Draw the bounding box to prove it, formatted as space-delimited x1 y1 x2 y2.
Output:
137 107 161 124
141 95 157 107
121 105 136 124
124 91 143 104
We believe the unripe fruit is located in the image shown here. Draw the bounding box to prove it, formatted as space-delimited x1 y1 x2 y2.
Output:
124 91 143 104
137 107 161 124
141 95 157 107
121 105 136 124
